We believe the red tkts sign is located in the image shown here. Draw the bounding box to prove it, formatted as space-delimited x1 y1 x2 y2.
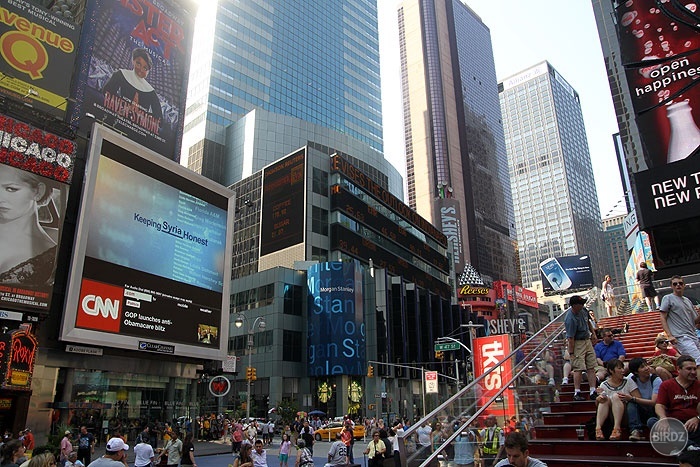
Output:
472 334 516 420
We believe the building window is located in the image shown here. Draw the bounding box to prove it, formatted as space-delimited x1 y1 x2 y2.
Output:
283 330 302 362
283 284 303 316
312 206 328 236
313 168 328 196
311 246 328 263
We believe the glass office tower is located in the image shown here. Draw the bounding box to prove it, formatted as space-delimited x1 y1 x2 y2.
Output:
499 62 605 288
398 0 517 284
182 0 383 186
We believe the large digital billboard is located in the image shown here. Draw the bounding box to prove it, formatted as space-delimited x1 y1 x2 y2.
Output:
61 125 233 359
539 255 594 292
307 262 365 376
259 149 306 256
614 1 700 226
0 0 80 116
68 0 196 160
0 114 76 314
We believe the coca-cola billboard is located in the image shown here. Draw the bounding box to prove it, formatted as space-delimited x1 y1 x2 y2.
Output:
614 1 700 227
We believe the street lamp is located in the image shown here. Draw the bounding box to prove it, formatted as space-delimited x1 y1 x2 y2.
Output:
235 314 266 422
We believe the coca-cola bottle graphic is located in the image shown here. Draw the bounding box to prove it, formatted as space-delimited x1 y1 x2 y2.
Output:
666 100 700 163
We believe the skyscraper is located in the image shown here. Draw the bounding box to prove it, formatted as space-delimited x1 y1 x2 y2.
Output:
182 0 384 187
398 0 517 283
499 61 605 288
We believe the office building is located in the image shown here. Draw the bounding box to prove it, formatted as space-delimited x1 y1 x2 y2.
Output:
182 0 384 188
397 0 517 283
602 214 628 290
499 62 605 288
226 145 466 419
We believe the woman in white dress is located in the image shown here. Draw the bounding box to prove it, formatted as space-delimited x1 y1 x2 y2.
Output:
594 359 642 441
601 275 616 317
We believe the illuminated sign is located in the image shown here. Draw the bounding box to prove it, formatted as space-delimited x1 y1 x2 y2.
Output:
0 329 38 390
260 149 306 256
70 0 196 160
438 198 465 274
0 0 79 116
307 262 365 376
208 376 231 397
331 155 446 244
61 126 233 360
331 186 449 273
539 255 594 292
0 115 75 314
472 334 516 418
614 1 700 228
459 285 490 296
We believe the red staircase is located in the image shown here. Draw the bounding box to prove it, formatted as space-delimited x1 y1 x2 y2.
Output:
526 311 678 466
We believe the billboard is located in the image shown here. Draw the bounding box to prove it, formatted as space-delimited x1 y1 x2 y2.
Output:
0 0 80 116
260 149 306 256
61 125 233 359
307 262 365 376
539 255 594 292
624 231 654 313
0 114 76 313
472 334 516 419
614 1 700 226
68 0 195 160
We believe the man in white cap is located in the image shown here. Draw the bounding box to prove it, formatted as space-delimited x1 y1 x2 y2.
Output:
60 430 73 467
87 438 129 467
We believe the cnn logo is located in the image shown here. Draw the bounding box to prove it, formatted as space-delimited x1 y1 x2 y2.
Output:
75 279 123 333
82 295 120 319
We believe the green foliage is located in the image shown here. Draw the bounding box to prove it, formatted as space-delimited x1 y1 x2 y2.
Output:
276 398 298 425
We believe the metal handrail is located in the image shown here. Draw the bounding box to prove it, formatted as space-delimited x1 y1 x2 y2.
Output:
397 311 568 466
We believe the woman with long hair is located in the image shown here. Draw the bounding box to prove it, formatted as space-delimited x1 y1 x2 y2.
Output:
595 358 643 440
0 164 58 285
232 443 253 467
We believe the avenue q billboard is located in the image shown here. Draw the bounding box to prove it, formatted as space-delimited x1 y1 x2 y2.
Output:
0 0 80 116
68 0 196 161
0 115 76 314
61 125 234 359
614 1 700 227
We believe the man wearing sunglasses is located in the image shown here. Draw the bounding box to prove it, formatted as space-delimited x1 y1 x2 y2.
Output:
660 276 700 364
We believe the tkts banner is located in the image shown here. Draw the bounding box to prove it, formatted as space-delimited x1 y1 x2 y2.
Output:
0 0 80 116
0 114 75 313
69 0 196 161
472 334 516 420
614 1 700 227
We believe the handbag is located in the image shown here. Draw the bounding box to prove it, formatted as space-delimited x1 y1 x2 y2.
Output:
648 355 675 373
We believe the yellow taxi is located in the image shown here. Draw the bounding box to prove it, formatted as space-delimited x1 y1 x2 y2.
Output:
314 422 365 441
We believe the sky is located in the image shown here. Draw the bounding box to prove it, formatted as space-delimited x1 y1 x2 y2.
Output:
378 0 627 219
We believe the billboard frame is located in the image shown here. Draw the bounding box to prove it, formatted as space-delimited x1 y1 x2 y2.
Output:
60 124 234 359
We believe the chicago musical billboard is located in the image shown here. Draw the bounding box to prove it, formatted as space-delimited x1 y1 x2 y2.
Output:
69 0 196 160
0 114 76 314
61 125 233 359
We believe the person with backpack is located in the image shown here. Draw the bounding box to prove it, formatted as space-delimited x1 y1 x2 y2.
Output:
625 357 661 441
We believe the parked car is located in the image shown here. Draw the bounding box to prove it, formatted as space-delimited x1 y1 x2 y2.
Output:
314 422 365 441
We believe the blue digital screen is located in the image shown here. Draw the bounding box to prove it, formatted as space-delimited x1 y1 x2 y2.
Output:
307 262 365 376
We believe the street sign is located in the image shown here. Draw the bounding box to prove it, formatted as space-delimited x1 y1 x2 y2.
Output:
425 371 438 394
435 342 461 351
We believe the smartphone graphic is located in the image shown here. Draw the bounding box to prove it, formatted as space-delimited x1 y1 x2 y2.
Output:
540 257 572 290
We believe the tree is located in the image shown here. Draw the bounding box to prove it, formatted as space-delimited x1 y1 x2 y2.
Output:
276 398 299 426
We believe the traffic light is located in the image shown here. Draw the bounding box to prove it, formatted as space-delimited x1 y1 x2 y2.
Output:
367 365 374 377
251 367 257 381
435 351 444 360
246 367 254 381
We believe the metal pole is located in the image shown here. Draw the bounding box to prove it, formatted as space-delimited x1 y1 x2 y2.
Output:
246 330 253 421
455 359 460 390
421 367 426 418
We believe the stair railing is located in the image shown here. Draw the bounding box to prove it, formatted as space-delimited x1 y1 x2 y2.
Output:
397 312 569 467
